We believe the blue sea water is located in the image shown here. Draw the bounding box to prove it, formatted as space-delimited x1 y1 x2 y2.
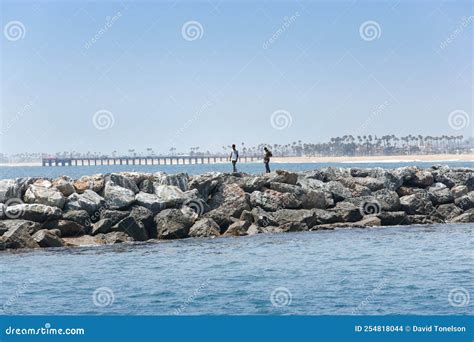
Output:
0 162 472 316
0 160 472 179
0 224 472 315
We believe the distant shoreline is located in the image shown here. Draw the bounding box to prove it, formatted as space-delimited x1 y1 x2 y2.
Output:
0 153 472 167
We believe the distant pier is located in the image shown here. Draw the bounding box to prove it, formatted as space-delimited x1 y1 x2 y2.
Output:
41 155 259 167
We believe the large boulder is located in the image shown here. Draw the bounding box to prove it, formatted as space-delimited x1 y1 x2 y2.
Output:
24 184 66 208
154 185 191 207
189 218 220 238
42 220 87 237
153 172 189 191
64 190 105 215
110 216 148 241
400 193 435 215
450 209 474 223
249 207 279 227
451 185 468 199
91 219 114 235
427 183 454 205
73 174 105 194
407 170 434 187
223 220 251 236
99 209 129 225
135 192 166 214
4 203 62 222
103 181 135 209
266 170 298 185
96 231 134 244
63 210 91 227
329 202 364 222
454 192 474 211
249 189 300 212
269 182 331 209
373 189 400 211
154 208 197 239
353 177 385 191
436 203 463 221
52 176 75 196
104 174 139 193
32 229 65 247
129 206 155 238
272 209 318 227
377 211 408 226
188 172 224 199
235 176 269 192
0 179 22 203
324 181 352 202
206 184 250 227
0 219 41 236
0 223 39 249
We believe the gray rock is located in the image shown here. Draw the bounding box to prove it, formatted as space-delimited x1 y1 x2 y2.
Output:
0 219 41 236
129 205 155 239
0 179 22 203
91 219 113 235
250 189 301 212
451 185 468 198
32 229 65 247
42 220 86 237
100 209 129 225
188 172 224 199
24 184 66 208
0 223 39 249
324 181 352 202
407 170 434 187
153 172 189 191
400 193 435 215
206 183 250 227
64 190 105 215
250 207 278 227
454 192 474 211
374 189 401 211
377 211 408 226
189 218 220 237
111 216 148 241
450 209 474 223
269 182 331 209
428 183 454 205
272 209 318 227
223 220 251 236
104 174 139 193
154 185 191 207
353 177 385 191
154 208 197 239
63 210 91 227
330 202 364 222
397 186 425 197
135 192 166 214
436 203 463 221
103 181 135 209
407 215 445 225
97 231 134 244
4 203 62 222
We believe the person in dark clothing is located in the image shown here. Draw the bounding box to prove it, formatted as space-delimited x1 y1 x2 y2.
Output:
229 144 239 173
263 147 272 173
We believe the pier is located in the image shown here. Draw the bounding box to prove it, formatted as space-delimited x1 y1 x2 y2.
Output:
41 155 259 167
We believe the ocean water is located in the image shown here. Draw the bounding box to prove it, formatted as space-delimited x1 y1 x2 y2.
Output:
0 160 472 179
0 224 472 315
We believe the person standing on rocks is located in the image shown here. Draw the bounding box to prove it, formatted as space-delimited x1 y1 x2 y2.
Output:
229 144 239 173
263 147 272 173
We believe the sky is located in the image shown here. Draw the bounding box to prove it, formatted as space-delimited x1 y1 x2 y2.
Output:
0 0 472 155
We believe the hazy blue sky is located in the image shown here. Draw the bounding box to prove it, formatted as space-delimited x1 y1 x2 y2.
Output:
1 0 472 155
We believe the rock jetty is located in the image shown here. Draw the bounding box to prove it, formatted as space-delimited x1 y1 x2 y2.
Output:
0 165 472 250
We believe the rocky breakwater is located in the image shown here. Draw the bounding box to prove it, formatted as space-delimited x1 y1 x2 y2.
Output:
0 165 473 250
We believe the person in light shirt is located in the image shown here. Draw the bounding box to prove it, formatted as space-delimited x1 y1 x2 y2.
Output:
229 144 239 173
